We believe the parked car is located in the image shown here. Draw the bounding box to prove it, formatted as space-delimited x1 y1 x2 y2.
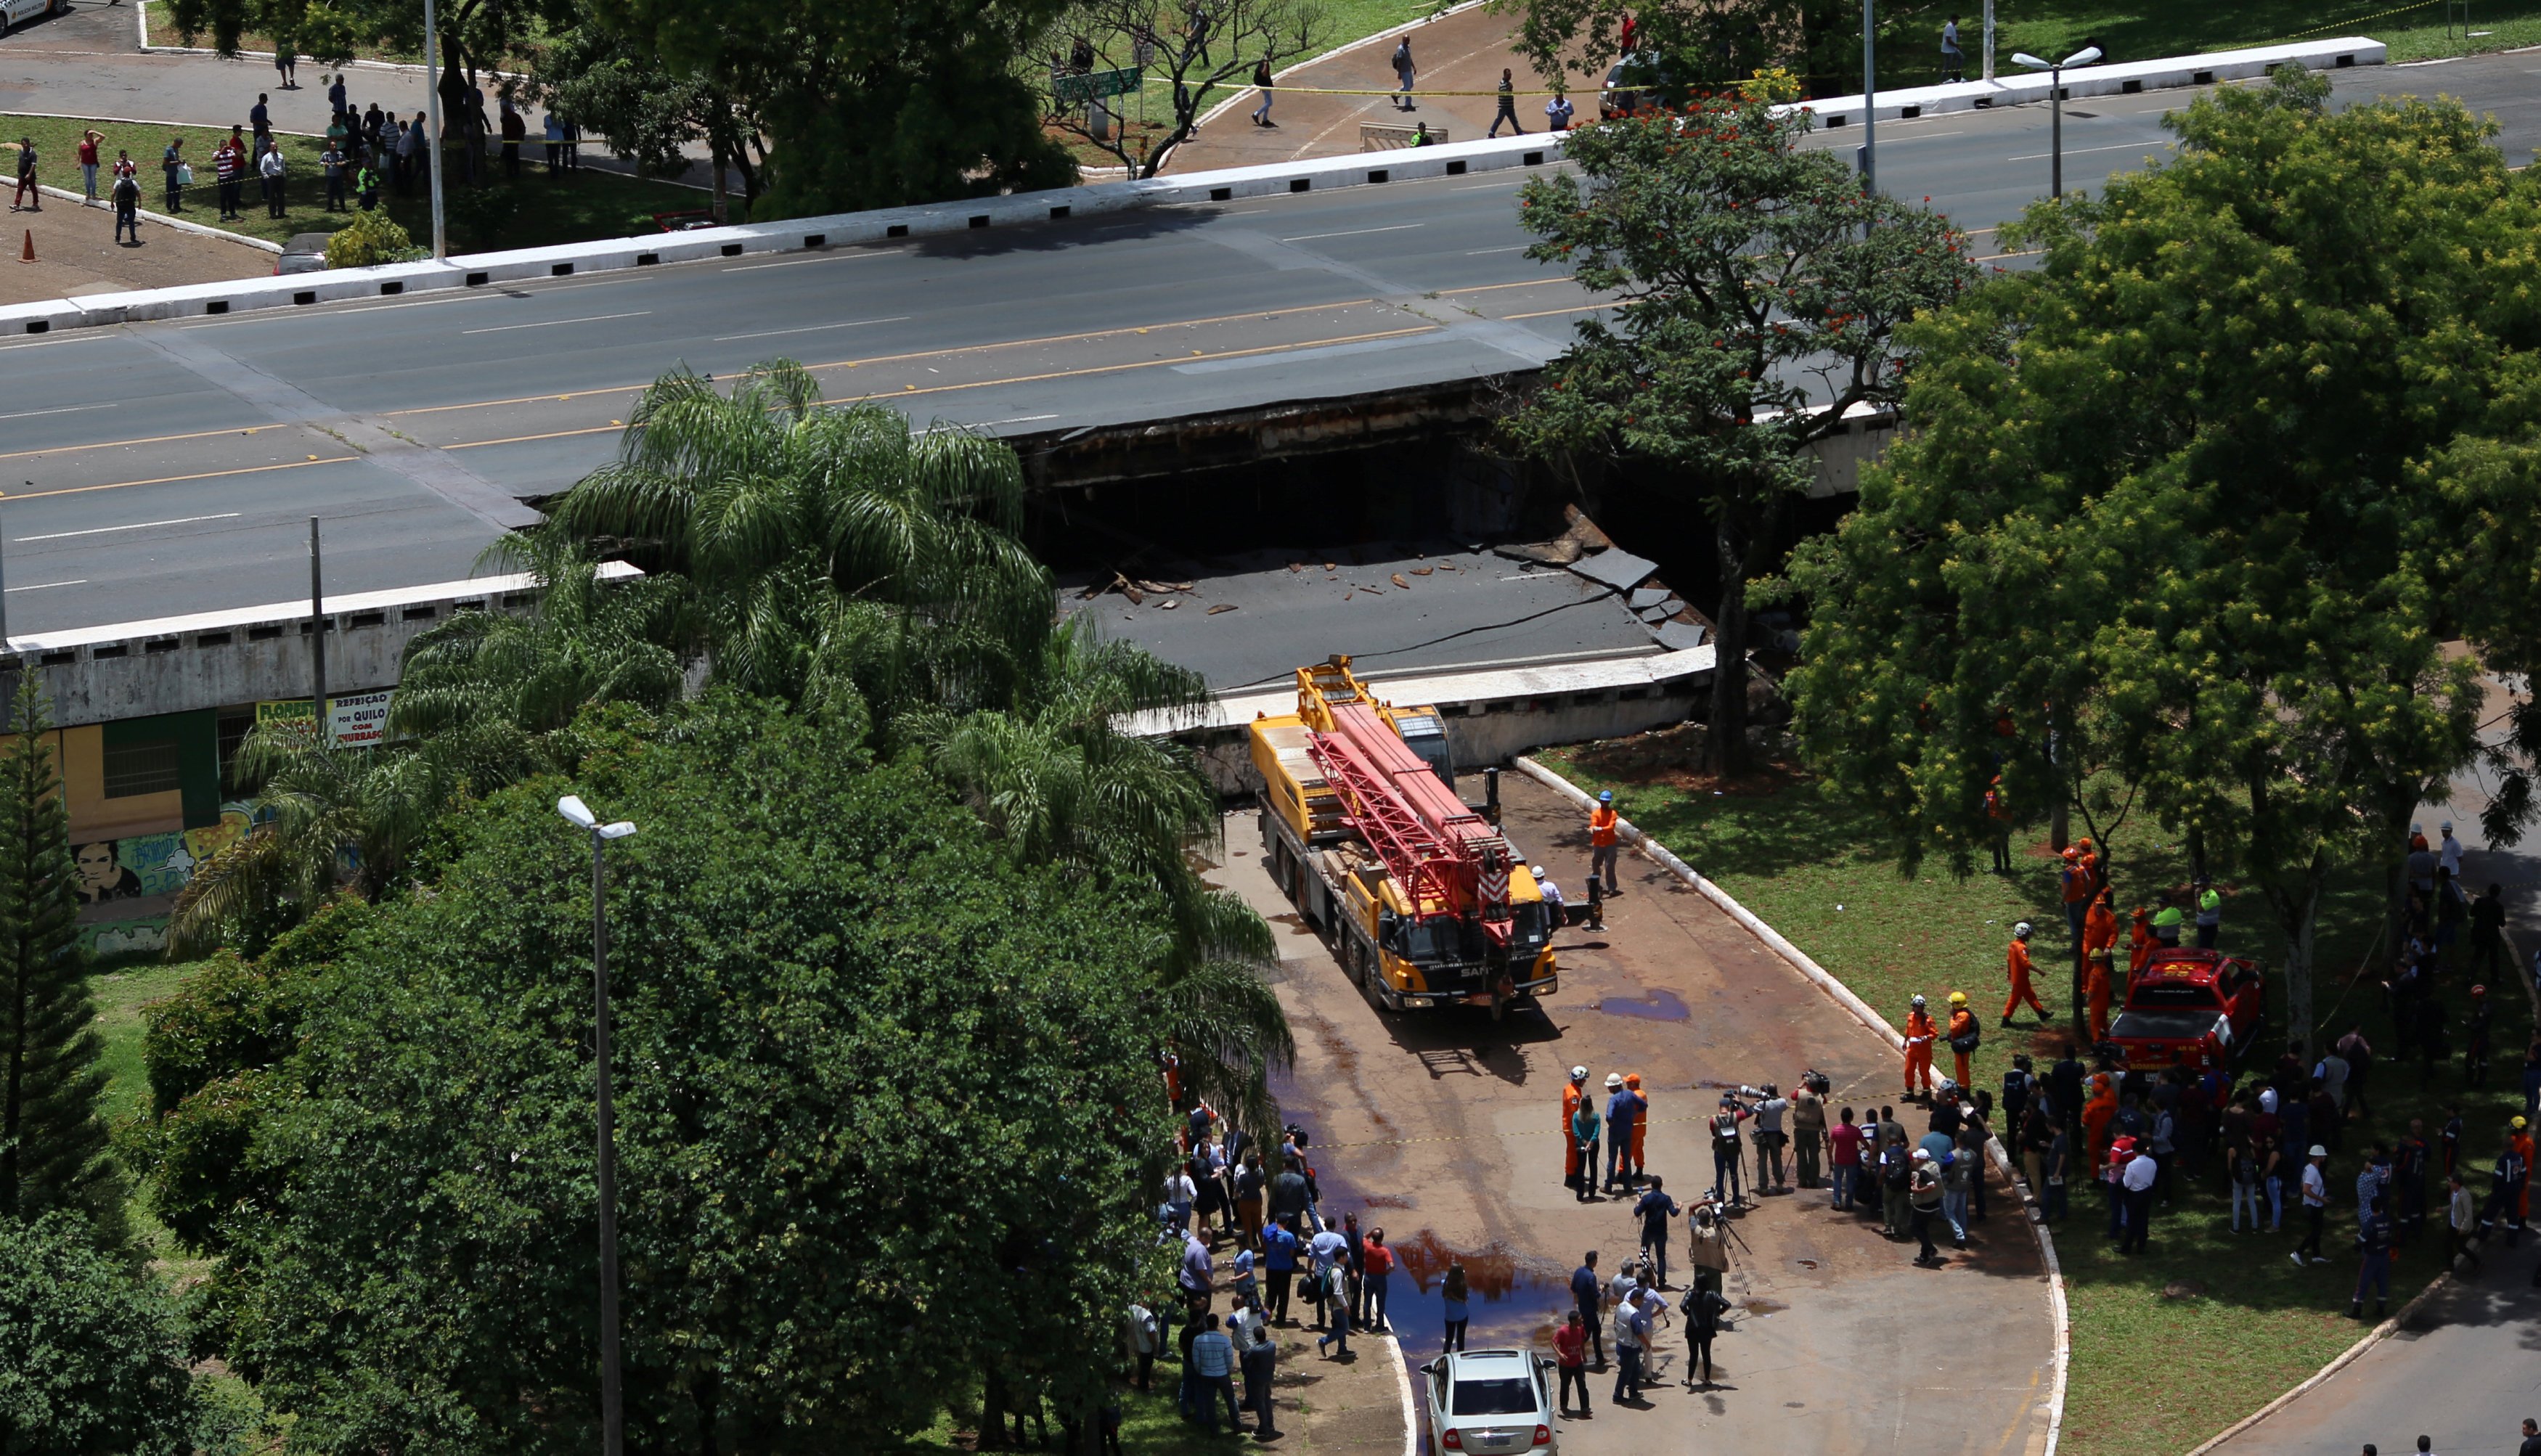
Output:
274 233 333 275
1598 52 1677 120
1420 1349 1558 1453
2106 947 2264 1072
0 0 62 34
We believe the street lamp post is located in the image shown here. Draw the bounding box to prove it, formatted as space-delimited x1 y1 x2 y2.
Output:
423 0 446 260
558 794 637 1456
1859 0 1877 202
2011 46 2103 199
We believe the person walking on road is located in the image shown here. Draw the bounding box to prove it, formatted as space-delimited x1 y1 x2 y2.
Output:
1488 69 1525 136
1909 1148 1946 1266
1634 1176 1679 1288
1588 790 1621 896
1570 1251 1605 1367
1554 1310 1592 1416
2350 1193 2394 1320
1562 1065 1590 1193
1391 35 1417 111
2003 922 2051 1026
1573 1088 1604 1203
2295 1145 2332 1264
1440 1258 1469 1351
1250 58 1276 126
1680 1283 1731 1387
1604 1072 1639 1194
1941 14 1965 82
1904 994 1938 1099
110 165 141 243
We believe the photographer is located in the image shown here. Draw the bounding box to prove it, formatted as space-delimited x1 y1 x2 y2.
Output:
1793 1071 1830 1188
1752 1084 1792 1193
1686 1198 1729 1293
1709 1094 1751 1206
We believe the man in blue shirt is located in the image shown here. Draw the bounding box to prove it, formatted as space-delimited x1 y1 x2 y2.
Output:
1634 1177 1681 1288
1188 1314 1242 1435
1570 1251 1606 1367
2349 1195 2394 1321
1606 1073 1641 1194
1260 1216 1301 1325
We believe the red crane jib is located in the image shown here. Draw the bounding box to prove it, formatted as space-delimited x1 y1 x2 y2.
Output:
1307 703 1515 941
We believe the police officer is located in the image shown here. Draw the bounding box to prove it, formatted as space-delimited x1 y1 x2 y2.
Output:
2350 1193 2394 1320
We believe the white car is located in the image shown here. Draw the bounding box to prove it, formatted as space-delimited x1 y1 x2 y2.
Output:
0 0 60 33
1421 1349 1559 1454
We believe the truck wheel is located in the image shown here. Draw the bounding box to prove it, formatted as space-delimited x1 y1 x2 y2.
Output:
1359 955 1390 1013
1342 936 1366 987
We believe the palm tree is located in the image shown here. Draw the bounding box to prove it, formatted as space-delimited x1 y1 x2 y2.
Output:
545 360 1053 719
912 621 1294 1137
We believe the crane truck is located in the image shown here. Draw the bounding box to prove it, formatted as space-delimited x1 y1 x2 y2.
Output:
1249 656 1559 1017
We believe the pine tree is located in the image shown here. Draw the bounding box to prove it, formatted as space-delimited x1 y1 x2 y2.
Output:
0 676 123 1243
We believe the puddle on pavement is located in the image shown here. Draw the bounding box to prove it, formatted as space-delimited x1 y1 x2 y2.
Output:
1741 1297 1789 1315
1594 987 1691 1021
1321 1230 1575 1354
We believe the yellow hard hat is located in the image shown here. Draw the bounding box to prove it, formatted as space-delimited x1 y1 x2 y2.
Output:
1948 991 1967 1006
2516 1116 2530 1131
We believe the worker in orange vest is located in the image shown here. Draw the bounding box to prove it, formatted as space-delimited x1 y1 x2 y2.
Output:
2080 1072 2117 1177
1625 1072 1649 1181
2002 921 2049 1026
1588 790 1621 898
1945 991 1979 1089
1902 994 1937 1099
1562 1066 1588 1190
2127 905 2155 979
2084 951 2115 1042
2060 845 2095 981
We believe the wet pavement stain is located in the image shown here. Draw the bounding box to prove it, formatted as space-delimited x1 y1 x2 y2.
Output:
1594 987 1692 1021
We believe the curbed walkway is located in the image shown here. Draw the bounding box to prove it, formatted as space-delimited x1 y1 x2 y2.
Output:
1207 768 2060 1455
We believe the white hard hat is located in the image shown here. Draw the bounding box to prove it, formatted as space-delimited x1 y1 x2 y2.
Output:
1914 1148 1935 1162
1606 1072 1624 1089
2309 1145 2328 1158
2014 921 2034 938
1571 1066 1588 1080
1911 994 1927 1007
1532 864 1547 877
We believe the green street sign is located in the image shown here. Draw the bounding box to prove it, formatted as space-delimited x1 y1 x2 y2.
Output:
1055 66 1143 106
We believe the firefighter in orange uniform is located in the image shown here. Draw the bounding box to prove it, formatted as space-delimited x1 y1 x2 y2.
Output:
1946 991 1979 1089
2002 921 2049 1026
1588 790 1622 898
1626 1072 1649 1181
2081 1072 2118 1177
1562 1066 1588 1188
1903 994 1938 1099
2084 951 2115 1042
2081 890 2117 1011
2128 905 2156 980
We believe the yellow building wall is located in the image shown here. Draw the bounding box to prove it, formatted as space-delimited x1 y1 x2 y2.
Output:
58 724 185 843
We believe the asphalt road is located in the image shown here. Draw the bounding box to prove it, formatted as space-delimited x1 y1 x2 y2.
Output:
1212 771 2060 1455
7 51 2540 639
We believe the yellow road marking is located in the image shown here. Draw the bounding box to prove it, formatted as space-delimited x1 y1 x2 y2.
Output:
7 455 354 502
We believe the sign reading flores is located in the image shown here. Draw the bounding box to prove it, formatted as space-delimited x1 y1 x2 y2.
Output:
1054 66 1143 105
257 690 394 748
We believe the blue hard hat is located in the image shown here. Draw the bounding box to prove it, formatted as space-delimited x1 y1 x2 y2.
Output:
1599 790 1613 802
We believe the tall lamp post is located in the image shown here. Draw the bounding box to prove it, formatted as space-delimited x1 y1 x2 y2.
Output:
558 794 637 1456
1859 0 1877 202
2011 45 2103 199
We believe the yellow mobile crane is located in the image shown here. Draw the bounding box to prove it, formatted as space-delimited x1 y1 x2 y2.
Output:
1249 657 1558 1017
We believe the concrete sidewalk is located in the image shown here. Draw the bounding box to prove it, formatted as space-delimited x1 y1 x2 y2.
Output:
1208 769 2060 1455
1165 4 1570 175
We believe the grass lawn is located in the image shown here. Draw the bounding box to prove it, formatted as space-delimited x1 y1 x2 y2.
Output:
4 113 701 254
1538 727 2537 1456
89 958 197 1127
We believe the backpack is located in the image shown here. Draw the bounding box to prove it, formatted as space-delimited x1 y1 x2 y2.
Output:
1950 1025 1981 1055
1883 1152 1909 1190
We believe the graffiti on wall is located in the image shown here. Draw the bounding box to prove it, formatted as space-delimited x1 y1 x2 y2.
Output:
73 803 257 958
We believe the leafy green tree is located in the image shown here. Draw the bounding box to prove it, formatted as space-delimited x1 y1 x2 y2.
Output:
536 17 780 219
1502 89 1975 777
0 1213 197 1453
188 698 1175 1452
1045 0 1326 179
1787 72 2522 1041
547 361 1053 719
0 680 123 1245
590 0 1076 218
913 621 1292 1132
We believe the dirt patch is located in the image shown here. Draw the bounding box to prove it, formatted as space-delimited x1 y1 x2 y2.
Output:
1563 722 1805 796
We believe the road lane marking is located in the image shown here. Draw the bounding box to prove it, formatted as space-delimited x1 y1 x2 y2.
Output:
711 316 912 343
1279 224 1425 242
2006 139 2175 161
381 300 1382 418
1502 303 1618 321
1466 245 1530 255
16 512 242 541
0 423 309 465
722 249 906 272
4 579 85 593
5 457 352 504
1438 277 1579 296
0 401 120 422
461 311 653 335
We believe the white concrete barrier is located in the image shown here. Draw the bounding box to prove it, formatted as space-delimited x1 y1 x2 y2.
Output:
0 36 2383 339
1800 37 2382 128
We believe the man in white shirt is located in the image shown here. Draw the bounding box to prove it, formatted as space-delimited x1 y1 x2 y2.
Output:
1228 1293 1279 1437
2440 822 2465 879
2119 1143 2158 1253
2294 1146 2332 1265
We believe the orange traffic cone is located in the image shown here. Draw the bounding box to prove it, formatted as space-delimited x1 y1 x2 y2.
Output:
18 229 30 263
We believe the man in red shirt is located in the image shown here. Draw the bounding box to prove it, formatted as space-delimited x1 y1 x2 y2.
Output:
76 128 103 203
1552 1309 1591 1415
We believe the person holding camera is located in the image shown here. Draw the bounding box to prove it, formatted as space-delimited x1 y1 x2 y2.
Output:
1709 1095 1750 1206
1753 1083 1792 1193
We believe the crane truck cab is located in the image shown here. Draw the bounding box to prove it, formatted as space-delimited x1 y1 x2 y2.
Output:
1250 656 1558 1017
